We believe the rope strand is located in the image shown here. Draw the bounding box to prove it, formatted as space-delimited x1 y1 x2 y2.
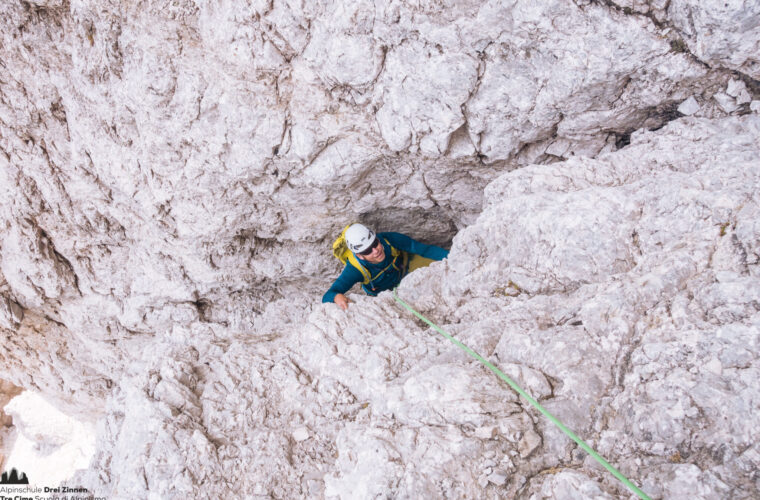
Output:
392 288 651 500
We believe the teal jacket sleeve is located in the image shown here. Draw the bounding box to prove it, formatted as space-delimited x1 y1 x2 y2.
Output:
322 263 366 303
382 232 449 260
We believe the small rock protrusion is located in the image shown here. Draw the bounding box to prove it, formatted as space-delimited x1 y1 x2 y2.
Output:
736 90 752 105
0 296 25 329
477 474 490 488
677 97 700 116
292 426 310 442
475 425 497 439
725 78 747 98
487 470 508 486
518 429 542 458
713 93 738 114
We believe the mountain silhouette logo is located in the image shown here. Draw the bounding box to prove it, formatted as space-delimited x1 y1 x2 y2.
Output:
0 468 29 484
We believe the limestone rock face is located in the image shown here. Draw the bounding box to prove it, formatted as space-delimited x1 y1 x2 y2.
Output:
1 0 759 498
667 0 760 79
423 114 760 498
68 114 760 499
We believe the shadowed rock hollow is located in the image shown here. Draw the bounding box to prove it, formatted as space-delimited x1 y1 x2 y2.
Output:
1 0 759 498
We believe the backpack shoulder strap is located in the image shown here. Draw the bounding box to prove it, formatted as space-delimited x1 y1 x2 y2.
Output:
386 238 409 273
346 252 372 284
333 224 372 284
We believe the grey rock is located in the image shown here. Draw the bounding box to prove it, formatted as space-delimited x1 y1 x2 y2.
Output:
677 96 700 116
0 1 758 499
713 92 739 113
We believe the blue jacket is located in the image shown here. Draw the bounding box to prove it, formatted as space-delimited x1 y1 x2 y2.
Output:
322 232 449 303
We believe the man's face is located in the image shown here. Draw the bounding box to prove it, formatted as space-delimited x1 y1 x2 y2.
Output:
358 239 385 263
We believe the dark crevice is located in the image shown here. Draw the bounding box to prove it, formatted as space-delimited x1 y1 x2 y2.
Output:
37 228 83 297
193 299 212 323
614 131 632 150
645 101 683 132
358 207 458 249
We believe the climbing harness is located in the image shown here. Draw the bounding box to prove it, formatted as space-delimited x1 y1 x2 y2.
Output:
392 288 651 500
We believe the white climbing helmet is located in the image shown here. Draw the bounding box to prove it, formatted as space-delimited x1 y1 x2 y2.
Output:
345 223 376 253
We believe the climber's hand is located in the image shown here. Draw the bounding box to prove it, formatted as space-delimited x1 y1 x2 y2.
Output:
334 293 351 311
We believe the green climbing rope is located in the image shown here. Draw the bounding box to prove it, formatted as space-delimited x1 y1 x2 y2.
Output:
392 288 651 500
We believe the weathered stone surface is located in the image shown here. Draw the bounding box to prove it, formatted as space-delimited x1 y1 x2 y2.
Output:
57 114 759 499
0 0 758 498
668 0 760 79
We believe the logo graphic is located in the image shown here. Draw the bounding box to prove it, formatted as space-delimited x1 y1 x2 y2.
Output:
0 467 29 484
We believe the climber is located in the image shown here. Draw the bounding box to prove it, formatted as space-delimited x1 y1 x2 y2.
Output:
323 223 449 310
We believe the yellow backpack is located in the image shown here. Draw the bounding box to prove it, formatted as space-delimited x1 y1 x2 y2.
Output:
332 224 408 285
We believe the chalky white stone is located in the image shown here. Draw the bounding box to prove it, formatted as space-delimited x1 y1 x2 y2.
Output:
0 0 758 498
292 427 310 442
726 78 747 98
677 96 701 116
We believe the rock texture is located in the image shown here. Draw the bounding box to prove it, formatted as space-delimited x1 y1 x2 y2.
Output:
0 0 759 498
68 114 760 499
419 114 760 498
